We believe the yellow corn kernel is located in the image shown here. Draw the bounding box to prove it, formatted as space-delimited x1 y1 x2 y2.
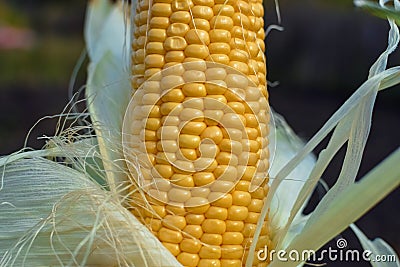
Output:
129 0 271 265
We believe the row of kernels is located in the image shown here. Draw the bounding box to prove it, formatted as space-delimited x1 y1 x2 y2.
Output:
132 0 151 86
140 110 264 139
146 184 263 208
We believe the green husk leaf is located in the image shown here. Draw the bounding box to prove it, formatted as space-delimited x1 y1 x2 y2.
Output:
268 112 316 235
355 0 400 25
269 148 400 267
85 0 132 194
351 224 400 267
304 89 376 227
247 11 400 266
277 18 399 239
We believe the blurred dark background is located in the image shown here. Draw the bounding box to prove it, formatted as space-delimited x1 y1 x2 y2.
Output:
0 0 398 266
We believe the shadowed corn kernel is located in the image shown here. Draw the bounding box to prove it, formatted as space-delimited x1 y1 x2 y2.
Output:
151 205 167 218
179 134 201 148
164 36 187 51
216 152 238 165
185 29 210 45
232 191 252 206
184 225 203 239
151 178 172 191
165 51 185 62
163 242 181 256
226 220 244 232
171 172 195 187
183 97 204 109
221 245 243 259
221 128 242 141
160 102 183 115
170 11 191 23
157 125 179 139
210 16 234 30
199 246 222 259
183 70 207 82
201 233 223 245
192 187 211 198
193 0 214 6
180 107 204 121
157 140 178 153
201 126 224 144
205 206 228 220
193 172 215 186
168 188 191 202
189 18 210 31
177 252 200 266
210 180 235 193
206 54 230 64
245 212 260 224
192 6 214 20
159 227 183 243
209 29 231 42
162 215 187 230
185 44 209 59
202 219 226 234
145 54 165 68
179 148 197 160
181 121 207 135
172 0 193 11
228 206 248 220
213 4 235 16
248 199 264 212
243 223 256 237
204 110 224 125
182 83 207 96
222 232 244 245
146 42 166 54
209 192 232 208
153 164 174 178
221 259 241 267
208 42 230 54
148 29 167 42
168 23 190 37
185 214 205 225
146 218 162 231
181 239 202 253
161 88 185 102
145 118 161 131
198 259 221 267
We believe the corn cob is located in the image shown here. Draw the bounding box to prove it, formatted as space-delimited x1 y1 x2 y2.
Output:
127 0 271 266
